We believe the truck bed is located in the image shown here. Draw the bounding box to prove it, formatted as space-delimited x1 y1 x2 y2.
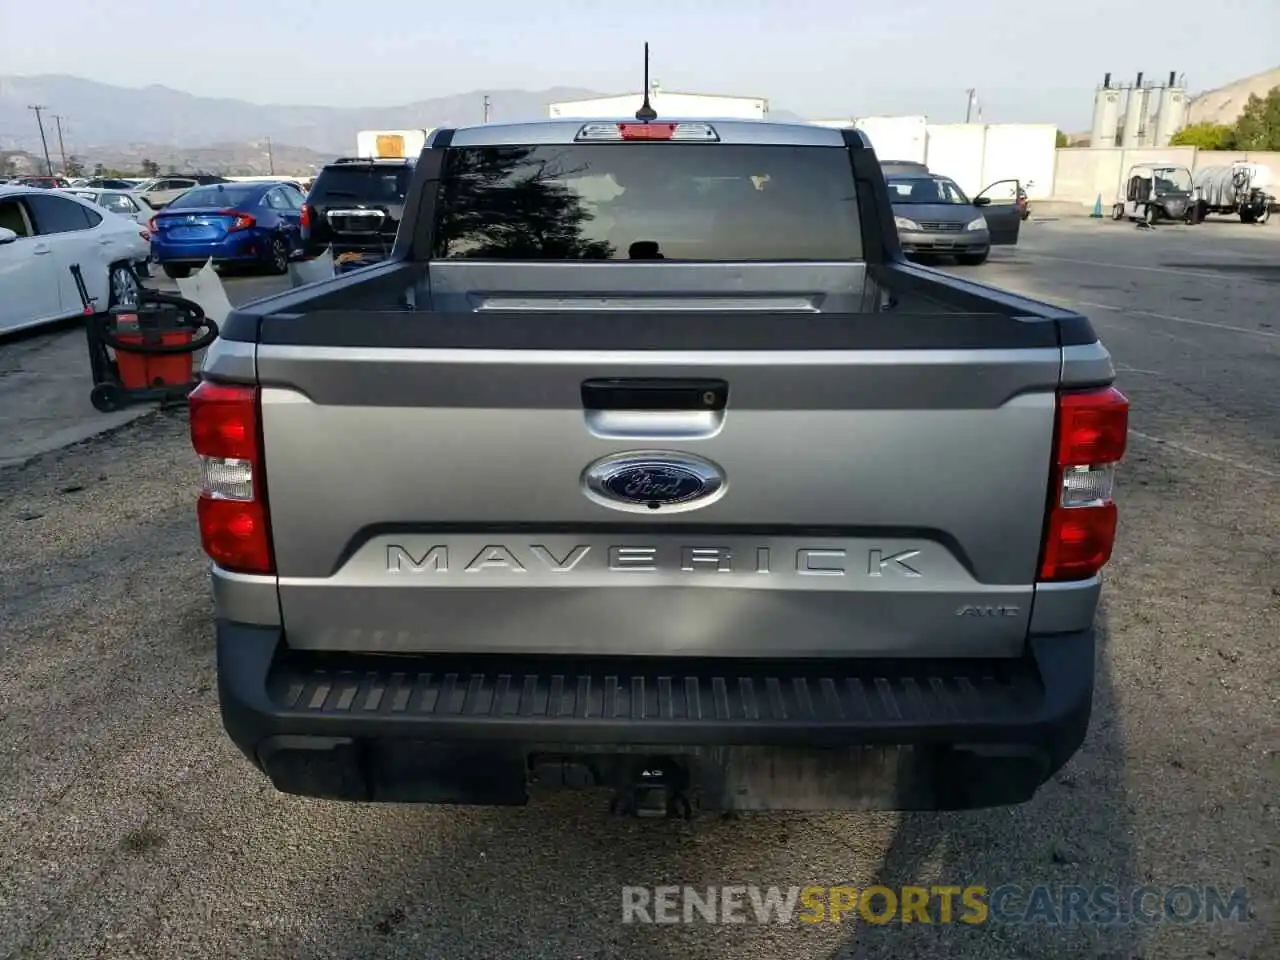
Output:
207 259 1105 660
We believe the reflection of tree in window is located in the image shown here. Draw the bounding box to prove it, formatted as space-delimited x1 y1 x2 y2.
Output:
433 147 614 260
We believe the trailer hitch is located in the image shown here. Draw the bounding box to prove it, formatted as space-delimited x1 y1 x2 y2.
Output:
609 757 692 819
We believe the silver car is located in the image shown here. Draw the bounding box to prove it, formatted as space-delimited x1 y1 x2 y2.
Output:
886 172 1022 265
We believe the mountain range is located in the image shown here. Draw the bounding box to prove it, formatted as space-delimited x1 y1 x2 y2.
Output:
0 75 804 174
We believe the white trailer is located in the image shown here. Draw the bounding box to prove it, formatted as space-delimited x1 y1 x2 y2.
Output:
854 116 928 164
549 87 767 120
355 129 430 160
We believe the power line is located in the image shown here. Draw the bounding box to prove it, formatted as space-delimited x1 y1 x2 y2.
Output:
28 105 54 175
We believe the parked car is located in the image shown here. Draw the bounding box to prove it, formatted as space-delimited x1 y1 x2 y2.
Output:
0 184 150 335
885 172 1022 264
301 157 414 272
148 180 305 278
132 174 230 210
196 119 1127 817
79 177 139 191
64 187 154 226
14 175 69 190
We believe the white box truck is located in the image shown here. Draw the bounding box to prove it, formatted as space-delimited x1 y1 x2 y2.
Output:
853 116 928 164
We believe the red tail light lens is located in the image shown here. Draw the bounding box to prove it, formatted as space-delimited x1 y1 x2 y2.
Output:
300 203 312 231
1039 386 1129 581
224 210 256 232
148 217 158 232
189 381 273 575
618 122 678 140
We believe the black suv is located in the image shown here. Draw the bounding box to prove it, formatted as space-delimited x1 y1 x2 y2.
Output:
301 158 415 270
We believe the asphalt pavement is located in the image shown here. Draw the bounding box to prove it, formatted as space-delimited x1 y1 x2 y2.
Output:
0 219 1276 960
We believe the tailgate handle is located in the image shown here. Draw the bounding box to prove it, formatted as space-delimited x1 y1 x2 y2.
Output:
581 378 727 411
581 379 727 440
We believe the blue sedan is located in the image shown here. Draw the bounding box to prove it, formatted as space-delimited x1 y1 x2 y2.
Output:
149 181 305 279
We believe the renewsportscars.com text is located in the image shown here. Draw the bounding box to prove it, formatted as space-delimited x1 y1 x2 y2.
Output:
621 884 1251 926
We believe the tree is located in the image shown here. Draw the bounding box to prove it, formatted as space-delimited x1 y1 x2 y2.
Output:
1231 86 1280 151
1170 122 1236 149
140 158 160 177
65 155 86 178
1055 130 1071 148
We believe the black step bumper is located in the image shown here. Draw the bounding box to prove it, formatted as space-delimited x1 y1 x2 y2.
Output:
217 621 1095 811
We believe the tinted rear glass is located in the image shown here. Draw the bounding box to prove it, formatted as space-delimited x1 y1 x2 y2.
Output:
167 185 260 209
312 165 411 203
432 144 861 261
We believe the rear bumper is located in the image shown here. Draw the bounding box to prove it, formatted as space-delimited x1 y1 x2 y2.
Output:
218 621 1096 811
152 232 263 264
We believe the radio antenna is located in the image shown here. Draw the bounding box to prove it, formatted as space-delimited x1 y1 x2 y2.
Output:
635 42 657 121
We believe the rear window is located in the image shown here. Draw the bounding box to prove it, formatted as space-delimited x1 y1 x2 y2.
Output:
167 185 260 209
431 144 862 261
312 165 412 203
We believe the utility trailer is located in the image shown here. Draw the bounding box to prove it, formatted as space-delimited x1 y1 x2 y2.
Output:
1191 163 1274 224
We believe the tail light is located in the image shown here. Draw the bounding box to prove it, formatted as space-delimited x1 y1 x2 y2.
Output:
575 121 720 142
189 381 274 575
148 217 158 232
224 210 256 232
300 203 313 236
139 229 151 242
1039 386 1129 581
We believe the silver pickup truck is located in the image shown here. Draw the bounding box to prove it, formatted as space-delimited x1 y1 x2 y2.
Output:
191 117 1129 817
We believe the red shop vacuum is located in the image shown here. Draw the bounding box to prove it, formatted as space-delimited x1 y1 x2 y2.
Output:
71 263 220 413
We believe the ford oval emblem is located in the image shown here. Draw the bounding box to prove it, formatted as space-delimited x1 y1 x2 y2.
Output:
582 451 727 514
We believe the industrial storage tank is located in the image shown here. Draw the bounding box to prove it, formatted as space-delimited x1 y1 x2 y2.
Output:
1152 73 1189 146
1121 75 1149 147
1090 75 1122 148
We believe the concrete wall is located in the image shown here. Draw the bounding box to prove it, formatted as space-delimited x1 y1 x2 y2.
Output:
1048 147 1280 207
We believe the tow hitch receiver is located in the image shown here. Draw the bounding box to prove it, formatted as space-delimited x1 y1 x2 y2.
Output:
610 757 692 819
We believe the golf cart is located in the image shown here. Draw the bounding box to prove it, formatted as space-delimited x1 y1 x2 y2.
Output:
1112 162 1194 224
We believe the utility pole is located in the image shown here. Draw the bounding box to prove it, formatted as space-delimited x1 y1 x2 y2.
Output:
28 104 54 175
965 89 976 124
51 114 69 174
265 136 275 174
483 95 491 123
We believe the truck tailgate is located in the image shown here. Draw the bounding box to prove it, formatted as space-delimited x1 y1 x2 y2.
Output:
256 309 1060 659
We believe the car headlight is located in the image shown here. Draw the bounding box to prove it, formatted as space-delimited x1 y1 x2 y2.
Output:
894 216 921 231
966 217 988 231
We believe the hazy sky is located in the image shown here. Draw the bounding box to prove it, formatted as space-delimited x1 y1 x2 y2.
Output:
2 0 1277 127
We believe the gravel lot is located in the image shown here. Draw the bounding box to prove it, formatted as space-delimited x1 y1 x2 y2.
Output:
1 219 1276 960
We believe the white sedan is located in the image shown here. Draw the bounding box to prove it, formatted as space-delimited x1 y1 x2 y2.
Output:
0 184 151 336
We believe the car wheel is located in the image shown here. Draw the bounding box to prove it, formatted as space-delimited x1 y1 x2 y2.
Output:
268 236 289 275
956 250 989 266
1111 204 1125 221
163 264 193 279
108 262 140 308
